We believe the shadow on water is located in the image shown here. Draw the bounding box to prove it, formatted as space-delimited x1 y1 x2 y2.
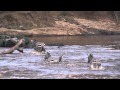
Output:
0 35 120 79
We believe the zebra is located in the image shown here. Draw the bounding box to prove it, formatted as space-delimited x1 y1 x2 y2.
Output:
90 60 104 70
44 52 51 61
44 52 63 64
34 42 46 53
88 53 94 64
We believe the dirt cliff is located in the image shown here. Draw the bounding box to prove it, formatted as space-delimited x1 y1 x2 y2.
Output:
0 11 120 36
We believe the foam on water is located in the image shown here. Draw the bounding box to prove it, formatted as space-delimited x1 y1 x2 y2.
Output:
0 45 120 78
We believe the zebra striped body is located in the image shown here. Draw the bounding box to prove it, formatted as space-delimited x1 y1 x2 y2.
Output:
34 42 46 53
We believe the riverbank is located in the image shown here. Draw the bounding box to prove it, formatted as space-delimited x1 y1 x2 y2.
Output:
0 26 120 36
0 11 120 36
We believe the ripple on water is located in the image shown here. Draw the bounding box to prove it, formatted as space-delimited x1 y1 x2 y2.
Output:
0 45 120 79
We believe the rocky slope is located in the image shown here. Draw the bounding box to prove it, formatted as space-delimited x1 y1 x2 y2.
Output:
0 11 120 36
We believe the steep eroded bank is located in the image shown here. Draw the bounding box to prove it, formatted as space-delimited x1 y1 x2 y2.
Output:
0 11 120 36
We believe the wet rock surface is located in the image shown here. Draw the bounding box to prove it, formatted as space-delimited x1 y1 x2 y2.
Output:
0 35 35 48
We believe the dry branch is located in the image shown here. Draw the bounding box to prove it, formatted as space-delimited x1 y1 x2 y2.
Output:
0 39 24 55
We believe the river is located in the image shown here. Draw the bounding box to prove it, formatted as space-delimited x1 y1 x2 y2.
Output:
0 35 120 79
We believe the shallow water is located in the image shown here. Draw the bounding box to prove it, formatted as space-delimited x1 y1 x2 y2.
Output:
0 44 120 79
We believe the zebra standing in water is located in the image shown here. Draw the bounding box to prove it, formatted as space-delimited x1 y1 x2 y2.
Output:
88 53 94 64
34 42 46 53
44 52 63 64
44 52 51 61
87 53 105 70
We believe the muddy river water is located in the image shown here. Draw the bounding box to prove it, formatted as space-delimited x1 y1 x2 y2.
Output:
0 35 120 79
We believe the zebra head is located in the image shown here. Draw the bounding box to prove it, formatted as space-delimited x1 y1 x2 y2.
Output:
88 53 94 63
34 42 46 52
